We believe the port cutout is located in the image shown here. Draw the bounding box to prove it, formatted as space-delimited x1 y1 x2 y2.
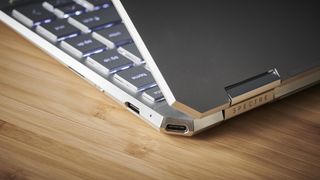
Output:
125 102 140 114
165 124 187 133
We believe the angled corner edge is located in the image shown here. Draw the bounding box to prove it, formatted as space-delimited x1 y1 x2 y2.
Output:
171 101 203 119
172 100 230 119
112 0 177 107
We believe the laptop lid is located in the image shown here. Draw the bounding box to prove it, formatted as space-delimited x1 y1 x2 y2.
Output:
114 0 320 118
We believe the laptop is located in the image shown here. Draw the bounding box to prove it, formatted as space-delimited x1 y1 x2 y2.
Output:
1 0 319 136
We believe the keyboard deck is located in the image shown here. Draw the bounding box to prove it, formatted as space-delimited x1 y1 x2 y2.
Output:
11 0 165 103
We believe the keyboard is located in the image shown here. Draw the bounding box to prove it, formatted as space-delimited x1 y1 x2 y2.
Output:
11 0 165 103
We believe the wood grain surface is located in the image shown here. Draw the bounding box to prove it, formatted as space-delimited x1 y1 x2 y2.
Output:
0 22 319 180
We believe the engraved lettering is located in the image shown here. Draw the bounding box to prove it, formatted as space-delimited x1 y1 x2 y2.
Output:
225 91 275 119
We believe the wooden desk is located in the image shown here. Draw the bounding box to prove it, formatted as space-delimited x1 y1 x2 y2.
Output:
0 22 319 180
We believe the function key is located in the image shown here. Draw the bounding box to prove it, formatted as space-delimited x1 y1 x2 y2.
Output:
54 3 86 18
43 0 74 12
86 50 133 75
76 0 111 11
143 86 165 102
93 24 133 49
61 34 106 58
117 44 144 65
36 19 81 42
114 66 157 92
12 3 56 27
68 7 121 33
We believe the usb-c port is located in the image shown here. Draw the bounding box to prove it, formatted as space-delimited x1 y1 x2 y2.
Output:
166 124 187 133
125 102 140 114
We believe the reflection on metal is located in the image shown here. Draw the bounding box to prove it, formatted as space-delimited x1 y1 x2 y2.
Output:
226 69 280 105
275 67 320 98
224 90 275 119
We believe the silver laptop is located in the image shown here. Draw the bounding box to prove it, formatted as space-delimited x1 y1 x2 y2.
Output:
1 0 319 136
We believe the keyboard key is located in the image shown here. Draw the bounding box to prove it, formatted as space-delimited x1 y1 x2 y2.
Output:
61 34 106 58
143 86 165 102
76 0 111 11
117 44 144 65
68 7 121 33
93 24 133 49
12 4 56 27
54 3 85 18
86 50 133 75
36 19 81 42
43 0 74 12
114 66 157 92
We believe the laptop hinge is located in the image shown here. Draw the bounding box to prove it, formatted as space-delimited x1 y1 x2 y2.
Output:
224 69 281 119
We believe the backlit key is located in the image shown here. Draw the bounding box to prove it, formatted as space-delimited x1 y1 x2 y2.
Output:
76 0 111 11
143 86 165 102
43 0 74 12
61 34 106 58
117 44 144 65
114 66 157 92
12 3 56 27
68 7 121 33
86 50 133 75
37 18 81 42
54 3 85 18
93 23 132 49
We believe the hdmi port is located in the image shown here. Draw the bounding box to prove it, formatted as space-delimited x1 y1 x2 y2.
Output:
166 124 187 133
125 102 140 114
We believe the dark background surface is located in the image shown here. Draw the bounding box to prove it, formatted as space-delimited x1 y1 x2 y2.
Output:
121 0 320 112
0 1 11 9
